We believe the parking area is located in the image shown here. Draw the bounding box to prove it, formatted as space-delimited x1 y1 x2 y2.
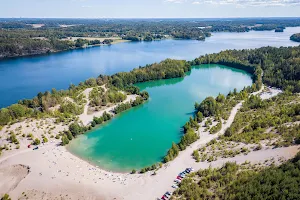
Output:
159 167 194 200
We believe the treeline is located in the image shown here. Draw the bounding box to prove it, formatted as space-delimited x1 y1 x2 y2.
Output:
0 37 115 59
290 33 300 42
173 152 300 200
61 111 113 145
2 18 300 58
191 46 300 92
106 59 191 89
113 92 149 114
0 38 75 58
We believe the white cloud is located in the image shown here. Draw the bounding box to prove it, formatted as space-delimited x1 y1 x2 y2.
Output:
169 0 300 6
165 0 187 3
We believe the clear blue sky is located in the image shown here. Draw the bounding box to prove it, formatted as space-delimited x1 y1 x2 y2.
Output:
1 0 300 18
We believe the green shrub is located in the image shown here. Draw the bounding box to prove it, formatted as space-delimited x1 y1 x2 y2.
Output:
33 138 41 145
61 135 69 146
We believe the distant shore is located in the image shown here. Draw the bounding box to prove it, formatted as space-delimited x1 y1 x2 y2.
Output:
0 37 131 61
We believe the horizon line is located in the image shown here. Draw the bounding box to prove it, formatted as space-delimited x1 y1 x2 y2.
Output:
1 17 300 20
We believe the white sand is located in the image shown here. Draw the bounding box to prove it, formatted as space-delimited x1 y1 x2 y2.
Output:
260 87 282 100
0 85 298 199
0 164 29 197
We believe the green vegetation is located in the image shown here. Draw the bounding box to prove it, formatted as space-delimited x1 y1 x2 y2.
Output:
61 135 70 146
192 46 300 92
164 142 180 163
221 93 300 145
173 152 300 200
43 137 48 143
89 87 105 107
1 18 300 58
113 95 149 114
192 150 200 162
113 103 132 114
0 59 188 126
209 121 222 134
69 122 86 137
139 163 158 174
33 138 41 145
164 120 200 162
164 86 253 163
109 59 190 88
8 132 19 144
92 111 113 127
59 101 83 115
1 194 11 200
290 33 300 42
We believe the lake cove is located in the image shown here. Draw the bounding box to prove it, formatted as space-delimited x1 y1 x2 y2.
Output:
67 64 253 172
0 27 300 108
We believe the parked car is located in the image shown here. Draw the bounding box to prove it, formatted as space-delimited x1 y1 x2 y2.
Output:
33 146 39 150
187 167 194 171
172 184 178 188
166 192 172 196
174 179 181 183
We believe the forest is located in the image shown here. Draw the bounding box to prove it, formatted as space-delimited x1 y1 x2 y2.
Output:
1 18 300 58
172 152 300 200
191 46 300 92
290 33 300 42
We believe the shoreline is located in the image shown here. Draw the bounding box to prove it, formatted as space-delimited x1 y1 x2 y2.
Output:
65 141 131 174
0 39 131 61
0 85 299 199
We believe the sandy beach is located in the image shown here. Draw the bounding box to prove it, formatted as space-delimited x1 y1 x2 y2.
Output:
0 85 299 200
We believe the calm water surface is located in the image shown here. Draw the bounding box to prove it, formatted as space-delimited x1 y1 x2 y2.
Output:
0 27 300 107
68 64 252 172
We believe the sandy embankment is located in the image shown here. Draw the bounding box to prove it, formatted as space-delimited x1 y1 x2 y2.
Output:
0 164 29 197
260 86 282 100
0 85 298 200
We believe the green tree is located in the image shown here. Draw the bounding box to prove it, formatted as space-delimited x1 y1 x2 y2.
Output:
69 122 83 137
197 97 218 117
61 135 70 146
33 138 41 145
1 194 11 200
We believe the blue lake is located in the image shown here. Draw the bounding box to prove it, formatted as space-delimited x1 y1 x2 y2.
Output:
0 27 300 108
